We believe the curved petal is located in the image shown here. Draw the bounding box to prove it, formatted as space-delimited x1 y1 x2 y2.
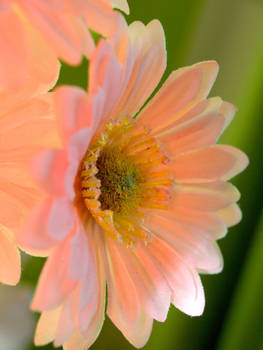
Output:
144 214 223 274
47 197 75 241
104 237 154 347
111 0 130 13
54 86 92 145
157 207 227 240
171 145 249 183
54 296 75 347
154 98 237 155
118 243 171 322
0 225 21 285
171 182 240 212
31 149 68 196
17 199 56 257
216 203 242 228
148 236 205 316
138 61 219 130
31 236 77 311
34 307 62 346
20 1 84 64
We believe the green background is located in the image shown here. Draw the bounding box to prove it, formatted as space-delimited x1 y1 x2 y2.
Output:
18 0 263 349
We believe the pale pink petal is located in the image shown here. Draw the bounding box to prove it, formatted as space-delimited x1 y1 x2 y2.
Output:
171 182 240 212
144 215 223 274
64 160 79 201
68 128 93 162
74 226 105 333
216 203 242 227
31 149 68 196
68 223 90 281
111 20 166 119
54 297 75 347
170 145 249 183
154 98 237 155
0 225 21 285
63 331 91 350
69 229 106 348
34 307 62 346
54 86 92 145
17 199 56 257
89 18 166 122
158 207 227 240
105 237 153 348
104 238 140 328
118 243 171 322
148 236 205 316
138 61 219 130
47 197 75 241
31 237 77 311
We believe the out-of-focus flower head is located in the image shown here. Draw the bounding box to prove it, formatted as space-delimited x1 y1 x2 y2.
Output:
0 0 129 91
18 14 248 349
0 45 60 285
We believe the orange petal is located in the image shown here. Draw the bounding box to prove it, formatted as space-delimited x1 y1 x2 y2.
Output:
0 225 20 285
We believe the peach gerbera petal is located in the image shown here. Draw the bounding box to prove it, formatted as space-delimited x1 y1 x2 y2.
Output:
138 61 218 130
17 199 56 257
31 237 77 310
145 214 223 274
216 203 242 227
0 225 21 285
54 86 92 145
170 145 249 183
47 197 75 241
171 182 240 212
31 149 68 196
34 307 62 346
104 237 154 347
54 297 75 346
148 236 205 316
116 243 171 322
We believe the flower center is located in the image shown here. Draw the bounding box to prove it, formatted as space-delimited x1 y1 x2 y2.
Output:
80 118 173 248
96 144 145 214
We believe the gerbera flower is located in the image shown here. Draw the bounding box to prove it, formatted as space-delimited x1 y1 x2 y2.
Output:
18 15 248 349
0 48 60 285
0 0 129 90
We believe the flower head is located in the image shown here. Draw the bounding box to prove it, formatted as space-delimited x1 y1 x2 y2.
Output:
18 15 248 349
0 0 129 90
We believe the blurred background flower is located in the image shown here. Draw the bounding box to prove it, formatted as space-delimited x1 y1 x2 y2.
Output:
2 0 262 349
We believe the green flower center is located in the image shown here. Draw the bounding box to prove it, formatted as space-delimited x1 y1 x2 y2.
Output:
96 144 144 214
